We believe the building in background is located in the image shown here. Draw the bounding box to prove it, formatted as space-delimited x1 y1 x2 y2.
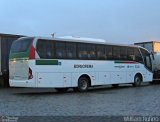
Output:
0 33 24 87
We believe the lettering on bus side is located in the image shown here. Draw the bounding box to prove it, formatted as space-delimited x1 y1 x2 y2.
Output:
74 64 93 68
135 65 140 68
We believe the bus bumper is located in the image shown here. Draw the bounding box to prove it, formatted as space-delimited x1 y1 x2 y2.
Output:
9 79 35 87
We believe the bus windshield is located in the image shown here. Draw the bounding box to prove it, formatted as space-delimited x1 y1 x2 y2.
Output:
140 48 152 71
11 37 33 53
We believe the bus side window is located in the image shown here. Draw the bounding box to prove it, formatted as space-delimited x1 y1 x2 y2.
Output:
106 46 112 60
36 39 54 59
127 48 134 61
36 40 47 59
120 47 127 60
113 46 120 60
78 43 87 59
57 52 62 58
56 42 66 58
134 48 143 63
46 41 54 59
66 43 76 59
87 44 96 59
80 51 88 59
97 45 106 60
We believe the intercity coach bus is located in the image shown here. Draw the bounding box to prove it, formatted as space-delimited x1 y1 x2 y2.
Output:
9 36 153 92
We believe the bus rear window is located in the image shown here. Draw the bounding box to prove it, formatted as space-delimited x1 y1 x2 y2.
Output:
11 38 33 53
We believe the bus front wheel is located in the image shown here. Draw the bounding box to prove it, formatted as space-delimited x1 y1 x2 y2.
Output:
133 74 142 87
78 77 89 92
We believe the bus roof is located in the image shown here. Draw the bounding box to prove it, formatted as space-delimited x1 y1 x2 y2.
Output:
18 36 146 49
57 36 107 43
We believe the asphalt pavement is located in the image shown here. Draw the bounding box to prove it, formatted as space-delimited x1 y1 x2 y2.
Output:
0 83 160 121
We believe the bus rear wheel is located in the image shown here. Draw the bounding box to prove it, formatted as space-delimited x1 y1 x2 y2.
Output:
55 88 68 92
133 74 142 87
78 77 89 92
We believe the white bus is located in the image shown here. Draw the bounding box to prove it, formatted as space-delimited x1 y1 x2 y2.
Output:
9 36 153 92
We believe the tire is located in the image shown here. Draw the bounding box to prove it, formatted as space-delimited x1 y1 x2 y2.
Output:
78 77 89 92
55 88 68 92
133 74 142 87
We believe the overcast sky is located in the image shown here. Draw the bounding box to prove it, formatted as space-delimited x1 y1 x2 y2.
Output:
0 0 160 44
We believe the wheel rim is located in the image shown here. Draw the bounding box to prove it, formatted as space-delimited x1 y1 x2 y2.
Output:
80 80 88 90
135 76 141 85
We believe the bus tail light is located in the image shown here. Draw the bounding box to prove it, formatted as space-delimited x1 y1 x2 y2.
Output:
28 68 33 79
29 45 35 60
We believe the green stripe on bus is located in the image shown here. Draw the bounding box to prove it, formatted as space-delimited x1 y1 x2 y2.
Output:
36 60 59 65
114 61 138 64
9 52 29 59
